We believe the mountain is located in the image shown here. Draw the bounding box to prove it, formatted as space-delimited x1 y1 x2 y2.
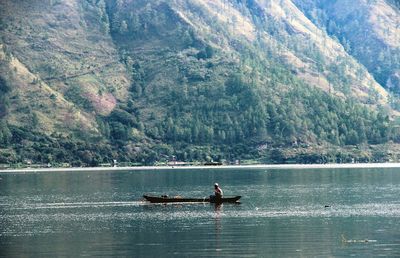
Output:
0 0 399 166
293 0 400 93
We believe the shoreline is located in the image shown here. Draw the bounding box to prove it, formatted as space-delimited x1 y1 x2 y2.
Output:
1 162 400 173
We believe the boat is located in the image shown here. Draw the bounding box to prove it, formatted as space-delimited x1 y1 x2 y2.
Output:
143 195 241 204
204 161 223 166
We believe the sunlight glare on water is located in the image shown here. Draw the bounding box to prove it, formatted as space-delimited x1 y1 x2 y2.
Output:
1 167 400 257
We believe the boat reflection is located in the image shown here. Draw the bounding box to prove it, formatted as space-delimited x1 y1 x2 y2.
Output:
214 204 223 253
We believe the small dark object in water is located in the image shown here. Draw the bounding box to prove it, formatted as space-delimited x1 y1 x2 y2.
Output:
324 205 331 208
341 234 377 243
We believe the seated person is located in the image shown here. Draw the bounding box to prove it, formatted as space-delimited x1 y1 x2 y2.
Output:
213 183 223 199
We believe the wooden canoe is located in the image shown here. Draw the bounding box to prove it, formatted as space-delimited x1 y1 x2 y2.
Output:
143 195 241 204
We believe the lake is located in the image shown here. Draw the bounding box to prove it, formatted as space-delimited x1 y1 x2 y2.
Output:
1 167 400 257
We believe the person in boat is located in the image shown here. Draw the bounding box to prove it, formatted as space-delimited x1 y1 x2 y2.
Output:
214 183 223 199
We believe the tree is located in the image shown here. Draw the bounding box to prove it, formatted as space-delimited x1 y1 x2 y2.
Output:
0 76 11 93
197 45 214 59
119 20 128 34
96 0 110 33
0 121 11 145
346 129 360 145
110 122 128 140
130 13 140 33
205 45 214 58
31 112 39 129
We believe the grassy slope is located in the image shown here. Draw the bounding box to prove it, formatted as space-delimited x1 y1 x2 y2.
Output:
0 0 130 135
0 44 94 134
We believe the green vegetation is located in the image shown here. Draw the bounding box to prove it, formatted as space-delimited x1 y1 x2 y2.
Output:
294 0 400 91
0 0 400 167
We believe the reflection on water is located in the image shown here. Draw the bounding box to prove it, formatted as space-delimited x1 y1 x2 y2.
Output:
1 168 400 257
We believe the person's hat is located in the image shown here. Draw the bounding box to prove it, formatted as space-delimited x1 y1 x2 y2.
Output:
214 183 219 187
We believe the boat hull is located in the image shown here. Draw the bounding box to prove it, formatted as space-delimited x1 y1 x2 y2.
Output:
143 195 241 203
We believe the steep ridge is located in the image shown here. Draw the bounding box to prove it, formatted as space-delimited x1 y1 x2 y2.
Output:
253 0 389 102
0 0 130 130
293 0 400 93
0 44 97 134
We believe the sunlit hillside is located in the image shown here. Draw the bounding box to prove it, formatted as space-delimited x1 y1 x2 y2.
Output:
0 0 399 166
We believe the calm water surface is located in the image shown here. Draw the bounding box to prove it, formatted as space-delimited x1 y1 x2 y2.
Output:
1 167 400 257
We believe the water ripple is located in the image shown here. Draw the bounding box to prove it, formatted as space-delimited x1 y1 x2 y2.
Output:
6 201 146 210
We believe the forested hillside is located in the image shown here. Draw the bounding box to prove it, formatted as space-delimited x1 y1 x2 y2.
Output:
294 0 400 105
0 0 399 166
